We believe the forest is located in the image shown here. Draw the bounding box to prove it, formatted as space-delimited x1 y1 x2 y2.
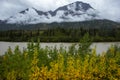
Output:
0 35 120 80
0 27 120 42
0 20 120 42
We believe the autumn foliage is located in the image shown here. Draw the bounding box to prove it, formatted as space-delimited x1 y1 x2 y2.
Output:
0 37 120 80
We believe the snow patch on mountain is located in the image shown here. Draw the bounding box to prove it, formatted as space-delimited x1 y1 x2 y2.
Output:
6 1 101 24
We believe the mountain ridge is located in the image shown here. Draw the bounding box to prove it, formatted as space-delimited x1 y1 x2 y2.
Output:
0 19 120 31
6 1 100 24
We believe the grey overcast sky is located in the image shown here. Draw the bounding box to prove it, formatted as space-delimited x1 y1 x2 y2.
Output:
0 0 120 21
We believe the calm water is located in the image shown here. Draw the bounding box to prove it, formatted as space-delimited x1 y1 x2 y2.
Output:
0 42 120 55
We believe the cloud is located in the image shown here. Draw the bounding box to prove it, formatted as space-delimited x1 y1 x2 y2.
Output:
93 0 120 21
0 0 29 20
0 0 120 21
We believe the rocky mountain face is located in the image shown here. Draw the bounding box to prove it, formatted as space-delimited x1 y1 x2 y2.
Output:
0 20 6 24
6 1 100 24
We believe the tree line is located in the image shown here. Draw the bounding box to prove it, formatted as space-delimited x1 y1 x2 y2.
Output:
0 27 120 42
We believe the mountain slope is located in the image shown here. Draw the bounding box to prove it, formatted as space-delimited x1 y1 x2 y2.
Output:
6 1 100 24
0 19 120 31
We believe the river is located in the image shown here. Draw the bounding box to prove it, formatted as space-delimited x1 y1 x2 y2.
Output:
0 42 120 55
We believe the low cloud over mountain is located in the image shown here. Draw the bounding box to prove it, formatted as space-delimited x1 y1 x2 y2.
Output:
0 0 120 22
6 1 100 24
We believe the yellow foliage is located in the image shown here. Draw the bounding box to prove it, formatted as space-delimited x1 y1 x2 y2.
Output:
28 48 120 79
6 70 16 80
2 46 120 80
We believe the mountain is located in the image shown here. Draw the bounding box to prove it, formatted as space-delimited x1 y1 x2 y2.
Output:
6 1 100 24
0 19 120 31
0 20 6 24
0 20 2 24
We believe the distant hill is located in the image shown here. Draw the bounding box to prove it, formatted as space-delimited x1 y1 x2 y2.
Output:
0 19 120 31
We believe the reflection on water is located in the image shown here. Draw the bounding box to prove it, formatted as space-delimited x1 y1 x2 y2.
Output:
0 42 120 55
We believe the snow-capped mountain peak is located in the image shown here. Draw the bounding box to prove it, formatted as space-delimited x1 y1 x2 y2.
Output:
7 1 100 24
68 1 93 11
7 8 40 24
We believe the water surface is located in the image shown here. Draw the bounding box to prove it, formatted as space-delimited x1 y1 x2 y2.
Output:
0 42 120 55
